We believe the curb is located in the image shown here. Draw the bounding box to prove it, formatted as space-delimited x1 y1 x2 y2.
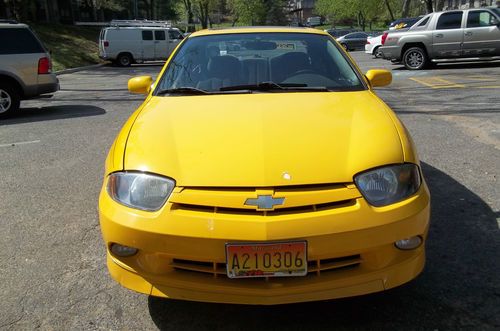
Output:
55 63 107 75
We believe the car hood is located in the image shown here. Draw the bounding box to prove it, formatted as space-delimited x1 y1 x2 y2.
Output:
124 91 403 187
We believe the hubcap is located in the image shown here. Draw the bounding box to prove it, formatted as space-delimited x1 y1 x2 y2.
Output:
406 51 423 68
0 89 12 114
120 56 130 66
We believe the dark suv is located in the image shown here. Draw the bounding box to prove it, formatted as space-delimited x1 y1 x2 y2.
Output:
0 21 59 117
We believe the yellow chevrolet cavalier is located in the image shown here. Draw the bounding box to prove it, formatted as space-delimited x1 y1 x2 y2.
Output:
99 27 430 305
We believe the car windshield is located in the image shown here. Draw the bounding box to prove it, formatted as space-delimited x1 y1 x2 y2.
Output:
155 32 364 95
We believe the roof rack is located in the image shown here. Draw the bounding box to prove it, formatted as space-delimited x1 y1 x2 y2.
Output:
0 19 19 24
110 19 172 27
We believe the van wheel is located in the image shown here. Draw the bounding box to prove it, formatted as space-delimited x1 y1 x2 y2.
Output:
402 47 428 70
117 53 132 67
0 83 21 118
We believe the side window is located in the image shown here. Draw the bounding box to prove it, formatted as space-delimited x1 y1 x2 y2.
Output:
418 17 430 27
142 30 153 41
154 30 165 40
436 12 463 30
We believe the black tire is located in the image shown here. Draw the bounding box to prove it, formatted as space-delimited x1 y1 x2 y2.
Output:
117 53 132 67
373 46 383 58
341 43 349 51
0 83 21 118
402 47 428 70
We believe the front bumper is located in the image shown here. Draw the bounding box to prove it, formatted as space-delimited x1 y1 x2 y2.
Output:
99 183 430 305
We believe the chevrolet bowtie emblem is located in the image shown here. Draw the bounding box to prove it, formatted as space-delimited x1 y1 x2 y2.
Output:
245 195 285 211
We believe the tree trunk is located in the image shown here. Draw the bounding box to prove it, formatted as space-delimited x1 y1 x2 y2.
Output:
435 0 445 11
425 0 433 13
384 0 394 21
402 0 411 18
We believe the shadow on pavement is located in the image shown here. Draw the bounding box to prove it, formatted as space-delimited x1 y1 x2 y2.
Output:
147 162 499 330
392 61 500 71
0 105 105 125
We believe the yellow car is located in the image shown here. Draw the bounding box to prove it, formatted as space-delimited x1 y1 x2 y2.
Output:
99 27 430 305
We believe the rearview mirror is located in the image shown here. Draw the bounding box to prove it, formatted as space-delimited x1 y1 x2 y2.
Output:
128 76 153 94
365 69 392 87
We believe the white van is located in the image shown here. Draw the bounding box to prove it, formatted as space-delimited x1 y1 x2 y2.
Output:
98 24 184 66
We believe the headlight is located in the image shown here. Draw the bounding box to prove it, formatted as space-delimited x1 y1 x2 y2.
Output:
354 164 421 207
107 172 175 211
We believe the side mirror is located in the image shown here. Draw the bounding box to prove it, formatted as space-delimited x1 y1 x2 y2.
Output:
128 76 153 94
365 69 392 87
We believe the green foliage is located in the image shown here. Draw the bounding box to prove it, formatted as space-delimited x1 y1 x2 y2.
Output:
227 0 267 25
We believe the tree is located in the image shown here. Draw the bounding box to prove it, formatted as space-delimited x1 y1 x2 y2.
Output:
402 0 412 17
227 0 266 25
315 0 382 31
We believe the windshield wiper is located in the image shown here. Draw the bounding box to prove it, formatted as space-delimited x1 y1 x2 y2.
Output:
219 82 329 92
156 87 211 95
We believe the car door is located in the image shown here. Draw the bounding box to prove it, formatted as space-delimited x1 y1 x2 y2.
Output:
432 11 464 58
345 33 366 50
463 10 500 57
154 30 169 60
141 30 155 60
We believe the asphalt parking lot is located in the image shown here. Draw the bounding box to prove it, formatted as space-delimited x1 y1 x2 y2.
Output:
0 52 499 330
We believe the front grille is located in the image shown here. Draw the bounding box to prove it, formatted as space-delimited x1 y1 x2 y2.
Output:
171 255 362 278
169 184 361 216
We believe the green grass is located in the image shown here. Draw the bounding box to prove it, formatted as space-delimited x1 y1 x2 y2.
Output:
30 24 103 71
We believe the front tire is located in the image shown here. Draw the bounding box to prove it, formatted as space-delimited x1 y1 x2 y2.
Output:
402 47 428 70
0 83 21 118
341 43 349 51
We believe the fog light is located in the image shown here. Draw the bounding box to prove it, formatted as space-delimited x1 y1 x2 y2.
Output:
395 236 422 250
110 243 138 257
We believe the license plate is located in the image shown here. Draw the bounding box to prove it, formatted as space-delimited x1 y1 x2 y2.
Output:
225 241 307 278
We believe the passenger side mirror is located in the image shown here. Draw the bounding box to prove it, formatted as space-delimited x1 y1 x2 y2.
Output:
365 69 392 87
128 76 153 94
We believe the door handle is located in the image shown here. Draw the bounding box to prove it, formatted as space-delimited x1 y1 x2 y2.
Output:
435 33 444 38
464 31 472 36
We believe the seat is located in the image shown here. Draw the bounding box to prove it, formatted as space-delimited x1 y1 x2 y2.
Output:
270 52 312 83
197 55 242 91
241 58 269 85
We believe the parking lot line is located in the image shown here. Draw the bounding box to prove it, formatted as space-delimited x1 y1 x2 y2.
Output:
410 76 465 89
0 140 40 148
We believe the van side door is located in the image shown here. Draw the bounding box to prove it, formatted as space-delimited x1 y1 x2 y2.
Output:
463 10 500 57
154 30 169 60
432 11 464 58
141 30 155 60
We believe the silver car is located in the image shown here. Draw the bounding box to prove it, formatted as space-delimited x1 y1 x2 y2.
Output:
0 21 59 117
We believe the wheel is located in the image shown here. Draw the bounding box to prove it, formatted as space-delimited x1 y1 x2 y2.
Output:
117 53 132 67
0 83 21 118
341 43 349 51
402 47 428 70
373 46 383 58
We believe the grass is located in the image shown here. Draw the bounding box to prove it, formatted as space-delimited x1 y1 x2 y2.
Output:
30 24 104 72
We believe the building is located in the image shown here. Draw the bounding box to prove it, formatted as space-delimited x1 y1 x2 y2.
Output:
288 0 316 25
443 0 499 10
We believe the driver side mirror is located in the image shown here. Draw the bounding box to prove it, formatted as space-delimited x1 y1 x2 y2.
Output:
128 76 153 94
365 69 392 87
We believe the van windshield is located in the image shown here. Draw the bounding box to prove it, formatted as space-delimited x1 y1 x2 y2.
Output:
155 32 365 94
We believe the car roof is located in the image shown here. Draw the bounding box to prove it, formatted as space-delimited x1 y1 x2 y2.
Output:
190 26 329 37
0 22 29 28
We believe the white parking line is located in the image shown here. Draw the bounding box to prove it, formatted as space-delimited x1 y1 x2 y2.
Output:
0 140 41 148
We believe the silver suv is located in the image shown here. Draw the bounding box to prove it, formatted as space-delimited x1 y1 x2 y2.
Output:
379 8 500 70
0 21 59 117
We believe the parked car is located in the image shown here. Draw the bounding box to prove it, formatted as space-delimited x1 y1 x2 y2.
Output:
388 17 422 30
365 33 384 57
379 8 500 69
0 20 59 118
324 28 358 39
98 21 184 66
336 31 370 51
99 27 431 305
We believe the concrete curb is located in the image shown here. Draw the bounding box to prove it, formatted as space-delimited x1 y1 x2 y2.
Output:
55 63 107 75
